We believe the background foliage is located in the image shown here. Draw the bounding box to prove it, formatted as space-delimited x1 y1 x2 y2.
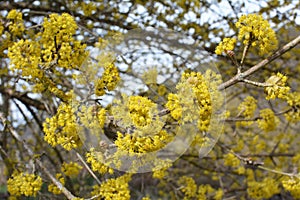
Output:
0 0 300 199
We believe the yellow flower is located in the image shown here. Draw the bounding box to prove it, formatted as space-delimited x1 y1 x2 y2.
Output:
7 172 43 197
236 14 278 55
264 72 290 100
257 108 279 132
48 173 65 194
61 162 82 177
177 176 197 199
166 93 182 120
247 178 280 199
7 9 24 36
237 96 257 126
43 102 82 150
95 63 120 96
91 174 131 200
282 178 300 198
215 37 237 55
86 148 114 174
284 92 300 123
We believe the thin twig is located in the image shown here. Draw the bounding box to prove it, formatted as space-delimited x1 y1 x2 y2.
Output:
75 151 101 185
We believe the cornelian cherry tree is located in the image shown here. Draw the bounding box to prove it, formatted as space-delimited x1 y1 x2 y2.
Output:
0 1 300 199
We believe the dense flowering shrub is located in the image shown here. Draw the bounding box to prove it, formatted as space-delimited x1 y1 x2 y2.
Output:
0 2 300 200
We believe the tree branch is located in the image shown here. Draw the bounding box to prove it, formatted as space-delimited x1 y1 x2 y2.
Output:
218 34 300 90
0 87 46 111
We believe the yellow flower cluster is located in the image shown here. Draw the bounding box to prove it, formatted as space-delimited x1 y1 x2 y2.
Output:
7 172 43 197
91 174 131 200
247 178 280 199
284 92 300 123
115 129 172 154
282 178 300 198
236 14 278 55
8 39 42 78
257 108 278 132
61 162 82 177
43 103 82 150
166 71 213 131
41 13 87 69
177 176 197 199
237 96 257 126
7 12 87 101
48 173 65 194
215 37 237 55
112 95 172 155
95 63 120 96
7 9 25 36
127 96 156 127
265 72 290 100
166 93 182 120
86 148 114 174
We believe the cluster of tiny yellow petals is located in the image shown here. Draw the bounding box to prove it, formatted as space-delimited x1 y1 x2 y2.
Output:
167 71 213 131
43 103 82 150
247 178 280 199
265 72 290 100
8 39 41 77
91 174 131 200
61 162 82 177
284 92 300 123
282 178 300 198
238 96 257 118
95 63 120 96
236 14 278 55
166 93 182 120
7 172 43 197
111 94 173 155
115 129 172 154
177 176 197 199
41 13 87 69
257 108 278 132
7 12 87 102
237 96 257 126
127 96 156 127
7 9 25 36
48 173 65 195
86 148 114 174
182 72 212 131
215 37 236 55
